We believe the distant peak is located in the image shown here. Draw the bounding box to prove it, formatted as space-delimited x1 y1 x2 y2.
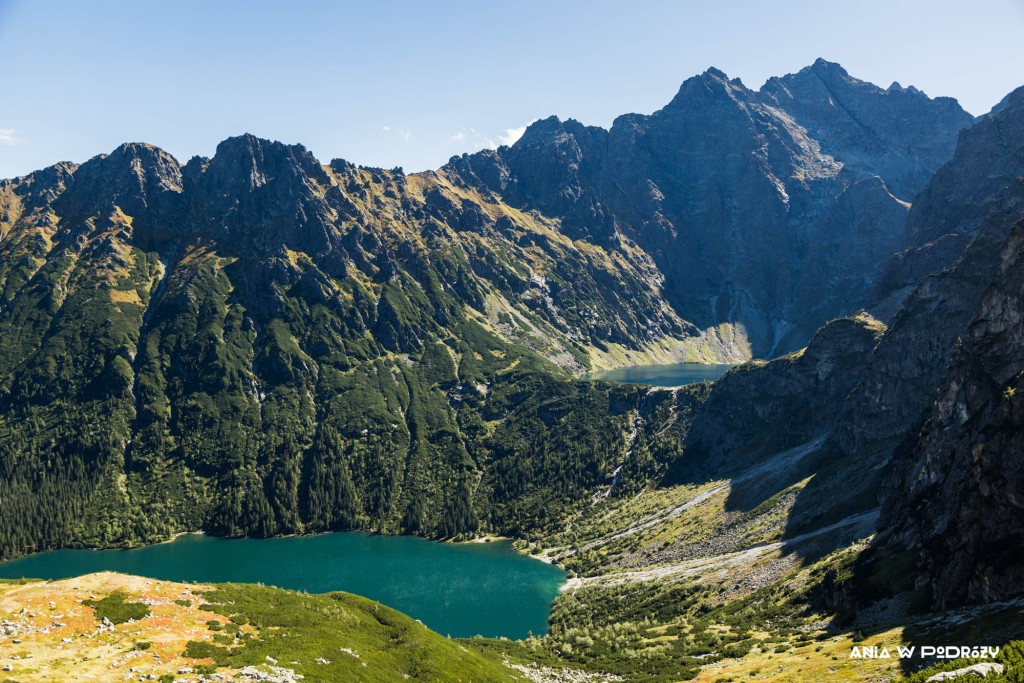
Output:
525 115 563 131
810 57 847 73
53 141 183 214
512 116 567 146
804 59 856 87
760 59 873 98
105 140 178 163
702 66 729 80
84 141 182 183
888 81 924 96
208 134 321 182
112 141 163 155
664 67 748 111
214 133 306 157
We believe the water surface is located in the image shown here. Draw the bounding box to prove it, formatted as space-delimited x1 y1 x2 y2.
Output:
585 362 734 387
0 532 564 639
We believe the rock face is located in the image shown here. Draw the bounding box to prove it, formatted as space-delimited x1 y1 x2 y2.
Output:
658 85 1024 611
749 82 1024 610
871 85 1024 317
882 219 1024 608
449 60 973 356
761 59 971 201
674 312 885 482
837 89 1024 462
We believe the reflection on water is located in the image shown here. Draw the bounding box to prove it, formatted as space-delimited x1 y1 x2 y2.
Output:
584 362 734 387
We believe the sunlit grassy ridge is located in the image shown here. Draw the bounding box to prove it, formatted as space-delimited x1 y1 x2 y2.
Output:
0 572 523 683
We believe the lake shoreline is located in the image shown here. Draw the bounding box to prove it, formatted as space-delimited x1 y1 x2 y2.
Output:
0 529 566 639
583 361 736 387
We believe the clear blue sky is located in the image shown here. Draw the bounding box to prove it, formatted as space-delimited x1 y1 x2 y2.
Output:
1 0 1022 179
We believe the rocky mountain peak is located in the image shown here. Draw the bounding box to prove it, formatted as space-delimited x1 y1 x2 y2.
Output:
178 134 336 256
887 81 924 96
664 66 752 110
513 115 567 145
761 59 974 200
763 58 878 108
807 57 853 81
55 141 183 219
203 134 327 192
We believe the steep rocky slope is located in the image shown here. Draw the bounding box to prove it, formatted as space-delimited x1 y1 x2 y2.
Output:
448 59 972 356
890 218 1024 609
871 85 1024 317
676 312 885 482
536 87 1024 677
646 83 1024 619
834 88 1024 471
872 211 1024 610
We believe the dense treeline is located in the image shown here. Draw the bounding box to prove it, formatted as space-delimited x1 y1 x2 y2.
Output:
0 226 694 560
0 136 708 561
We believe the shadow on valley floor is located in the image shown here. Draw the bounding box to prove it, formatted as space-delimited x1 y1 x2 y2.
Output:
664 430 889 561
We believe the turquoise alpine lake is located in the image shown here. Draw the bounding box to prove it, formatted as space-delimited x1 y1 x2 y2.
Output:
584 362 734 386
0 532 565 639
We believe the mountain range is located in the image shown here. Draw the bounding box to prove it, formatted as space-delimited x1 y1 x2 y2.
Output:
1 59 1024 682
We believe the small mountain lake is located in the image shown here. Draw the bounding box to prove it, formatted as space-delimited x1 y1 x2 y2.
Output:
584 362 734 387
0 532 564 639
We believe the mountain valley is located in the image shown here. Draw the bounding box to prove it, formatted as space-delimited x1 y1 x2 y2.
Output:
1 61 1024 682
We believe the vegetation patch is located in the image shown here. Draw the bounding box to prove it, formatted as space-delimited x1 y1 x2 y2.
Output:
83 591 151 624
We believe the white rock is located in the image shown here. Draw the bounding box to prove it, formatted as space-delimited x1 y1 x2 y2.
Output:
926 662 1006 682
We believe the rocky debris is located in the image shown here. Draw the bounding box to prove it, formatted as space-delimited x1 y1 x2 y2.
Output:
925 662 1005 681
2 619 28 638
2 612 50 640
235 665 305 682
504 660 623 683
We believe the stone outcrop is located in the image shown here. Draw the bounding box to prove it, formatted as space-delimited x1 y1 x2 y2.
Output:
674 312 885 482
